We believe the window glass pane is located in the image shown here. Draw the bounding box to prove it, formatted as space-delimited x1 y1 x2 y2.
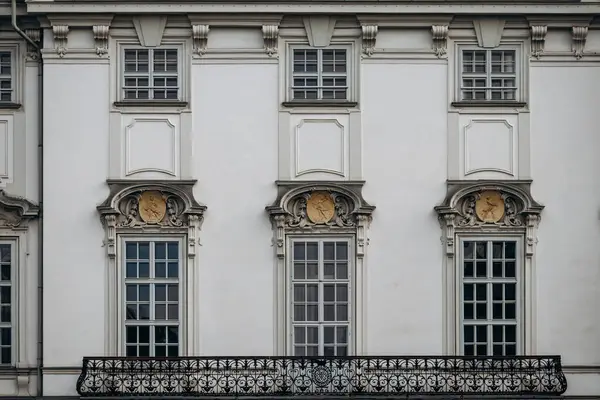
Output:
290 239 351 356
123 240 181 356
461 239 519 356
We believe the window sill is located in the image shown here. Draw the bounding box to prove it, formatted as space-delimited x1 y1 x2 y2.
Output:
113 101 189 108
452 101 527 108
282 101 358 108
0 102 22 110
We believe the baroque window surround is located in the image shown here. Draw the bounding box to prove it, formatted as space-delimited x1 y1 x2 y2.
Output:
279 17 361 108
97 180 206 356
447 19 529 109
434 180 543 355
0 42 25 109
0 190 39 392
108 17 192 109
266 181 374 355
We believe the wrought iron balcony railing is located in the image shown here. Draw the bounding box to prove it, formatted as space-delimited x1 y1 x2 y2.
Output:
76 356 568 398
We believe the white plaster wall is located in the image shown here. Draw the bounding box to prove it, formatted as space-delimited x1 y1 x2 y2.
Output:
530 64 600 395
362 63 447 354
192 63 278 356
42 62 109 373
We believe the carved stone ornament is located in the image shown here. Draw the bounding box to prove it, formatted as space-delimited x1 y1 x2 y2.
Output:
0 190 39 229
93 25 110 57
431 25 448 58
53 25 69 58
434 181 543 256
97 180 206 258
361 25 378 57
266 182 374 258
262 25 279 57
192 24 209 57
24 29 41 61
572 26 588 60
530 25 547 59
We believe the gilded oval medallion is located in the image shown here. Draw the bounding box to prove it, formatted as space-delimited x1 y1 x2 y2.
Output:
306 191 335 224
475 190 505 223
138 191 167 224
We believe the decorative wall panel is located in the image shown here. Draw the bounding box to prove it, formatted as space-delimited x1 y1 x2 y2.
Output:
459 115 518 179
291 115 349 180
123 115 179 178
0 117 14 187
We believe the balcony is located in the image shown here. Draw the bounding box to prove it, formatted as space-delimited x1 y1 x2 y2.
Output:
76 356 567 398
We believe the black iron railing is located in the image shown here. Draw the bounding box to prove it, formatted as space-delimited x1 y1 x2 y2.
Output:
76 356 567 398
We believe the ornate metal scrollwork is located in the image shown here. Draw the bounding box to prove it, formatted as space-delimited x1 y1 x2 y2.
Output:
76 355 568 397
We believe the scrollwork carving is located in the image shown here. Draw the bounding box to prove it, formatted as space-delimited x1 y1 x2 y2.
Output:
434 181 543 255
267 182 374 258
0 190 39 229
97 180 206 233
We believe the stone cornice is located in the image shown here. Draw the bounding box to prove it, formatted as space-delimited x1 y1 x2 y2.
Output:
45 13 115 27
188 13 283 27
25 2 600 16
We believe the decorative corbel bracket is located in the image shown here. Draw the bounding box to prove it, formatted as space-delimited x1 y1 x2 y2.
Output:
0 190 39 229
266 181 375 258
97 180 207 258
24 29 41 61
530 25 547 59
431 25 449 58
572 26 588 60
434 180 543 257
53 25 69 58
262 25 279 57
93 25 110 57
192 24 209 57
361 25 378 57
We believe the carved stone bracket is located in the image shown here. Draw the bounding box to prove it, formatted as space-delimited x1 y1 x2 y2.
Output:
192 24 209 57
434 180 543 257
97 180 207 258
93 25 110 57
53 25 69 58
530 25 547 59
361 25 378 57
266 181 374 258
0 190 39 229
24 29 41 61
262 25 279 57
572 26 588 59
431 25 448 58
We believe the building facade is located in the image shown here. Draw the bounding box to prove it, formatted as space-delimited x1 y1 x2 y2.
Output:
0 0 596 397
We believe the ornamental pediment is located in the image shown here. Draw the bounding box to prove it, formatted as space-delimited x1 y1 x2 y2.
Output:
434 180 543 229
0 190 39 229
97 180 206 229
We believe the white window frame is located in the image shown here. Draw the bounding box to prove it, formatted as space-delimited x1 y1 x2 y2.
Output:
452 42 526 104
284 41 358 104
286 236 355 356
456 235 524 356
116 42 186 103
0 240 16 366
117 236 186 356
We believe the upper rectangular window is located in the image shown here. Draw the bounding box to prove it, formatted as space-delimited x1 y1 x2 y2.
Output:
122 48 180 101
290 239 351 356
460 239 520 356
0 242 14 365
123 240 182 357
0 51 14 102
460 49 518 102
291 48 349 101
